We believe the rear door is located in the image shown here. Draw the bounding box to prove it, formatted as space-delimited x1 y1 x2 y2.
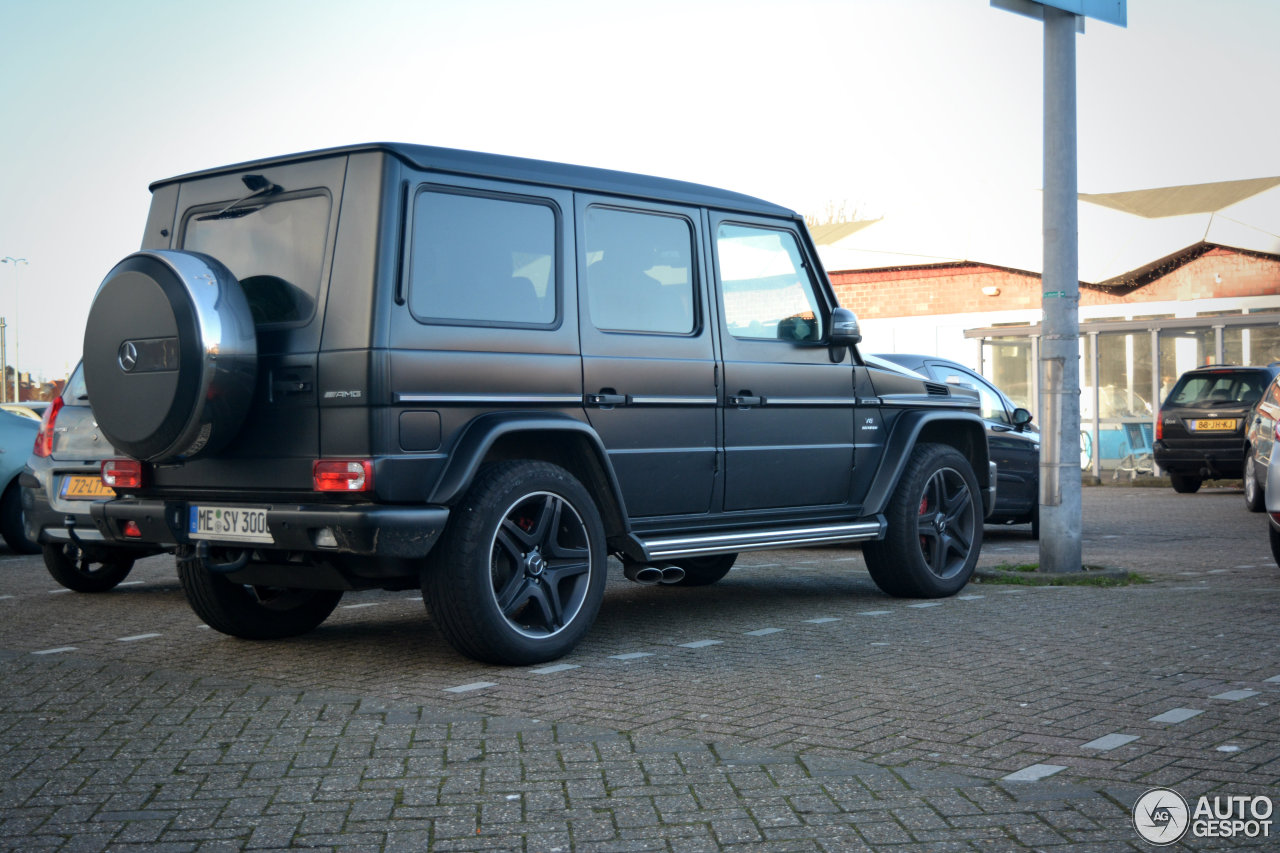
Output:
165 157 348 487
710 216 855 512
576 199 717 518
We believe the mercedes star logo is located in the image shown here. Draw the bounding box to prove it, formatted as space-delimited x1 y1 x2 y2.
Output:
118 341 139 373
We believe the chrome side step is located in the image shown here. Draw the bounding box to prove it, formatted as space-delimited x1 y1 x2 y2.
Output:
636 520 884 561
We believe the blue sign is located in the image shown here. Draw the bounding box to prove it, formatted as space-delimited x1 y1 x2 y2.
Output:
992 0 1127 27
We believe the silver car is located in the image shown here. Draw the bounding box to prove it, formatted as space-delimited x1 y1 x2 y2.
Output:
1266 435 1280 567
22 363 164 591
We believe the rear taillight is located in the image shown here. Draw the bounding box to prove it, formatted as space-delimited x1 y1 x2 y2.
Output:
1155 411 1163 441
313 460 374 492
101 458 144 489
33 396 64 458
1274 419 1280 442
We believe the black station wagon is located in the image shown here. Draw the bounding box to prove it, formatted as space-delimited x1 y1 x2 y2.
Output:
80 144 995 664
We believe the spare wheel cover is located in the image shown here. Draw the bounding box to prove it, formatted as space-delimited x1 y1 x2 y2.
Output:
82 250 257 462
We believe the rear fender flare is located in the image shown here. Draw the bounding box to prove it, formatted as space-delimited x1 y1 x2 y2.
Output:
862 411 991 516
427 412 630 534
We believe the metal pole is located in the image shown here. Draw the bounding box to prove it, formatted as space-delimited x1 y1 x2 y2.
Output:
0 318 7 404
1 258 25 403
1038 7 1083 572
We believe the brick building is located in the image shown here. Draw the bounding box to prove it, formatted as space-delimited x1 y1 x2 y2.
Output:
812 177 1280 472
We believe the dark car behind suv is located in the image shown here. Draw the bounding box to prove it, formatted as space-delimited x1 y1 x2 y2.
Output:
1154 364 1280 494
79 143 995 665
874 354 1039 536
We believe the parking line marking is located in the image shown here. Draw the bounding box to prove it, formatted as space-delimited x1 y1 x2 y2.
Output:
610 652 654 660
1264 674 1280 683
1081 733 1138 751
530 663 579 674
116 633 161 643
745 628 783 636
0 595 12 601
1150 708 1203 724
118 581 144 586
444 682 497 693
804 617 842 624
1003 763 1066 782
33 647 77 655
997 590 1026 594
679 640 722 649
858 610 891 616
908 602 943 608
1211 689 1258 701
957 594 985 600
47 589 72 595
341 602 381 609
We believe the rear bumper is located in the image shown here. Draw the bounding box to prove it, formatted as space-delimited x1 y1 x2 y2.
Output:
1153 443 1244 478
90 498 450 559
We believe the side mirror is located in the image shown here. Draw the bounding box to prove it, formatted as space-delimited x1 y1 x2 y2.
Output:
829 307 862 346
1012 407 1033 429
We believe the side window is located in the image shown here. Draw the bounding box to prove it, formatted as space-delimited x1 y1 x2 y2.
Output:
408 190 556 327
931 366 1010 424
584 207 694 334
715 224 824 342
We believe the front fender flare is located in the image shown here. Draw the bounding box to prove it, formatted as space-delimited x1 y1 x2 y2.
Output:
862 410 992 517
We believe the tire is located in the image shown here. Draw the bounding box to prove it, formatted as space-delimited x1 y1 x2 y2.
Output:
82 251 257 462
862 443 983 598
43 542 135 592
177 548 342 639
671 553 737 587
1243 452 1265 512
1170 473 1202 494
423 460 607 665
0 483 39 554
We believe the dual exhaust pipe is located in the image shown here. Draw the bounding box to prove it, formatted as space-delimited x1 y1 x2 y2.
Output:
623 562 686 585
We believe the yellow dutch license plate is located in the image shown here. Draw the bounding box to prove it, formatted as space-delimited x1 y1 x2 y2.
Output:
1193 418 1235 431
60 475 116 500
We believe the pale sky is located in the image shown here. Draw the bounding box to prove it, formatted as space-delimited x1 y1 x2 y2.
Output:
1 0 1277 381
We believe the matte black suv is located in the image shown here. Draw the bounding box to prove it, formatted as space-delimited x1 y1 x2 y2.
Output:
80 144 994 665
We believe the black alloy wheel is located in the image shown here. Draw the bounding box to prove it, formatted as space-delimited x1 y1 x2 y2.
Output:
863 443 983 598
424 461 606 665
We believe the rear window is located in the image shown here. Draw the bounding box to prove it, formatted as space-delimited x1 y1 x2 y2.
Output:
64 363 88 405
1166 371 1269 408
181 193 332 326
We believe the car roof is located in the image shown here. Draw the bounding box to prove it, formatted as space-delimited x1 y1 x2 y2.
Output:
150 142 798 220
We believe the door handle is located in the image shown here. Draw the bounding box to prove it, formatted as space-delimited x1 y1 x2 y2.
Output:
586 392 629 408
727 394 763 408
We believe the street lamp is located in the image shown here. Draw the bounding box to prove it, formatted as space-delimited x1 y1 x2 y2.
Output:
1 257 25 403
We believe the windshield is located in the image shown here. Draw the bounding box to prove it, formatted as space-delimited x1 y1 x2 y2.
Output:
181 193 331 326
1166 371 1268 408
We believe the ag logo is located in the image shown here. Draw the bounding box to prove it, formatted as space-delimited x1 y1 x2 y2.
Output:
1133 787 1190 845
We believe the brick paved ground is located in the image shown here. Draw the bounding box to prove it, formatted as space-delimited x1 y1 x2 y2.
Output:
1 484 1276 850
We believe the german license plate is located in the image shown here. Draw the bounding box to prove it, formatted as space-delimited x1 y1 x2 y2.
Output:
189 505 273 544
60 475 116 500
1193 418 1236 431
